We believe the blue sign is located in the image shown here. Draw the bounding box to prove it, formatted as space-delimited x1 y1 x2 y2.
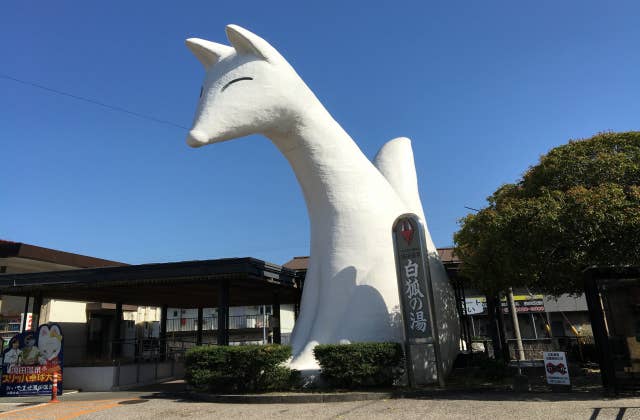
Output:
1 323 63 396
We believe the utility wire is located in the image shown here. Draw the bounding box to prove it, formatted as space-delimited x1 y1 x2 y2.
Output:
0 74 189 130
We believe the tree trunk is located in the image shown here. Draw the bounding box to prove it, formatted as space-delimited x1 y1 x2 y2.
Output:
495 293 511 361
485 295 503 360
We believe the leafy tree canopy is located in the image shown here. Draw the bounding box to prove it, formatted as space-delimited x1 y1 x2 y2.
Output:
454 131 640 296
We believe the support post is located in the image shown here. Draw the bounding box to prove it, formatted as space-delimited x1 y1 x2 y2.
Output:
31 294 43 330
293 287 302 321
495 293 511 361
217 281 229 346
453 277 471 353
272 293 281 345
160 304 168 360
113 302 123 359
508 288 525 361
293 302 300 322
196 307 204 346
584 269 616 395
21 296 30 332
486 295 502 360
459 278 473 352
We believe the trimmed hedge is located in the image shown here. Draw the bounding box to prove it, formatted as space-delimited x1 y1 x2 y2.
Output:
185 345 298 393
313 342 405 388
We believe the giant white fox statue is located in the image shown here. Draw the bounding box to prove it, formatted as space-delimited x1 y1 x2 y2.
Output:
185 25 459 373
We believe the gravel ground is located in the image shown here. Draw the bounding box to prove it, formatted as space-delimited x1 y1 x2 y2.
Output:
3 393 639 420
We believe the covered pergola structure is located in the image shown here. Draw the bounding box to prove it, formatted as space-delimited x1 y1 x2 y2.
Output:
0 257 303 353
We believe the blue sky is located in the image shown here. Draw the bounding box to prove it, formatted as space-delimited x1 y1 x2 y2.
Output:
2 1 639 265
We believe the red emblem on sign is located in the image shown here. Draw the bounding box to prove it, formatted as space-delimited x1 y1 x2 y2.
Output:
400 220 414 244
546 363 567 375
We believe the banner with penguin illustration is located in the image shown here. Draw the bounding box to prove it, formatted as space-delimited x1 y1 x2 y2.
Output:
1 323 63 396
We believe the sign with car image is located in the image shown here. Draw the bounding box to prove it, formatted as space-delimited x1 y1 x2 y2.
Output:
543 351 570 386
1 323 63 396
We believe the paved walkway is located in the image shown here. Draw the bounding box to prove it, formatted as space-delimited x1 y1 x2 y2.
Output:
0 399 133 420
1 393 640 419
0 381 639 419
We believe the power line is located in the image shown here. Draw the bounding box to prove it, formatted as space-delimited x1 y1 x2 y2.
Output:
0 74 189 130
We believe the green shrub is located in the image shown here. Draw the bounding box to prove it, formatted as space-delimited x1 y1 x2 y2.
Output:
185 345 298 393
313 342 405 388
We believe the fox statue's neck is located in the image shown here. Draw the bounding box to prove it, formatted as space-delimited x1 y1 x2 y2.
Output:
264 98 390 225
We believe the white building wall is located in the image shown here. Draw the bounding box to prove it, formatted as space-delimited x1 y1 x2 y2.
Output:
42 300 87 323
280 304 295 333
543 294 588 312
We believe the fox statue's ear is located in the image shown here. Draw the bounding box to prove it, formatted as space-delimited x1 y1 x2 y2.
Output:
185 38 233 69
226 24 278 62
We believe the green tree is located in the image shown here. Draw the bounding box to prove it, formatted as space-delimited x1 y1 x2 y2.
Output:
455 131 640 297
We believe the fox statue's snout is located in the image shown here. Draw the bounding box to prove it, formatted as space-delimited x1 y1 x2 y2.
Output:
186 129 209 148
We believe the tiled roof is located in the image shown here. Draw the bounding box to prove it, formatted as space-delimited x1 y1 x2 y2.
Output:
0 239 126 268
437 247 461 264
282 256 309 270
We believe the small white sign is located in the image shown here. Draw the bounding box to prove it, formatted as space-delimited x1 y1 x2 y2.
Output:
543 351 570 385
464 298 485 315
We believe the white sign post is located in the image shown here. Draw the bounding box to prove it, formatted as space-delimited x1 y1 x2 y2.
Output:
543 351 570 386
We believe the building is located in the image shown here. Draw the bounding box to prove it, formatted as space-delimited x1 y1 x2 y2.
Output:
0 240 302 390
0 240 131 342
438 247 594 360
0 240 295 364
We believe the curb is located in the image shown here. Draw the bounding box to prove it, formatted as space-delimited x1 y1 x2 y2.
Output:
186 386 606 404
186 387 508 404
187 391 396 404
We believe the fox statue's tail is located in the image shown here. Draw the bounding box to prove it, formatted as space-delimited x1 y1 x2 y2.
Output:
373 137 437 252
373 137 424 217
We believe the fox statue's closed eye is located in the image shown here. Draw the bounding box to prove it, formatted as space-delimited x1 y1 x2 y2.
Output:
185 24 459 373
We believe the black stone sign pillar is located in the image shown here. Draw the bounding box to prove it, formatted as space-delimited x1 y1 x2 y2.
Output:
392 213 444 387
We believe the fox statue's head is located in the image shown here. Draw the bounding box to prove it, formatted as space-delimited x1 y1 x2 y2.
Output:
185 25 314 147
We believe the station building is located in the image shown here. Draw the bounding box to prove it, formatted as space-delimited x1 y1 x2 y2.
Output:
0 239 302 390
